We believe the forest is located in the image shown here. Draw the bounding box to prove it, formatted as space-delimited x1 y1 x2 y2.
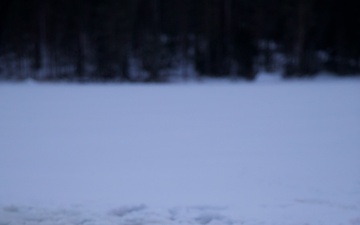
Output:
0 0 359 82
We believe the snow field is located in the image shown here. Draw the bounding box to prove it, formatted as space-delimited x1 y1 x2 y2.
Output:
1 77 360 224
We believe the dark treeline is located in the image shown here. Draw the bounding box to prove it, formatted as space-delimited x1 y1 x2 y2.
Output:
0 0 359 82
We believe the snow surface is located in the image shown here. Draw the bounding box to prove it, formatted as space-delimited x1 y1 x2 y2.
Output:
1 76 360 224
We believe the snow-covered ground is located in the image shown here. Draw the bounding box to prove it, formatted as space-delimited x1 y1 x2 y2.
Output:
1 76 360 225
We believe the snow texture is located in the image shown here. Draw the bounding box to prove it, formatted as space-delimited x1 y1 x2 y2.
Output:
1 75 360 224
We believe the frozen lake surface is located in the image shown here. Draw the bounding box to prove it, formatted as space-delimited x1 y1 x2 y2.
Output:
1 77 360 224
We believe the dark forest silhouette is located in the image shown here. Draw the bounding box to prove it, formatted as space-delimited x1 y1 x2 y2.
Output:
0 0 359 82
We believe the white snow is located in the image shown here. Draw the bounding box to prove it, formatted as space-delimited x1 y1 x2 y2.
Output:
1 77 360 224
